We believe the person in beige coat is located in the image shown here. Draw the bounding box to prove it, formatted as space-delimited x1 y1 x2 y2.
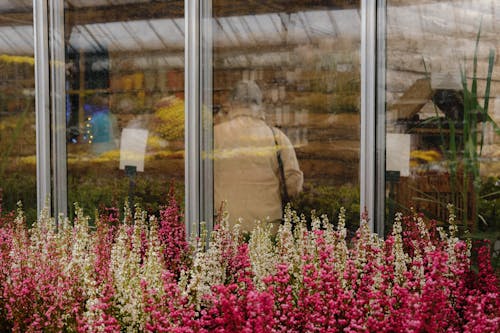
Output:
214 80 303 234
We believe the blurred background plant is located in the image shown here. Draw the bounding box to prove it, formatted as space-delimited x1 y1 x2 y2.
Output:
0 101 36 223
291 182 360 235
417 26 498 233
455 26 497 231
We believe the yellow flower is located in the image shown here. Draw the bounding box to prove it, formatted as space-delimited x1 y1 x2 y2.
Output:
0 54 35 65
410 150 442 163
153 96 184 141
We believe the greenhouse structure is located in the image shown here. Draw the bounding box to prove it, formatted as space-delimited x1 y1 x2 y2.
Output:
1 1 500 331
1 0 499 242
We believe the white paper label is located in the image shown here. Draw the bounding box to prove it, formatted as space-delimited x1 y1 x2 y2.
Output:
386 133 411 177
119 128 148 172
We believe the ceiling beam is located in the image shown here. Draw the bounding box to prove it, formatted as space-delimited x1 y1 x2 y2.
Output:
0 0 360 27
0 11 31 26
214 0 359 17
65 1 184 26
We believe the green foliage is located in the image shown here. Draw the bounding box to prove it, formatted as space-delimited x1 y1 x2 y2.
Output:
0 172 37 225
0 166 184 226
291 182 360 233
477 177 500 233
0 99 36 224
68 172 184 221
0 106 35 178
456 25 496 228
421 25 497 229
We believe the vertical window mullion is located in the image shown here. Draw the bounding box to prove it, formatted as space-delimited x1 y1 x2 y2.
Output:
375 0 387 236
34 0 51 216
360 0 377 232
185 0 201 237
49 0 67 220
201 0 214 236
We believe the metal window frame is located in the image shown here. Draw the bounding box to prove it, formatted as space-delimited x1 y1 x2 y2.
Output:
189 1 381 236
34 0 67 220
185 0 214 238
33 0 383 237
49 0 67 220
201 0 214 236
185 0 201 237
34 0 51 216
360 0 377 232
375 0 387 236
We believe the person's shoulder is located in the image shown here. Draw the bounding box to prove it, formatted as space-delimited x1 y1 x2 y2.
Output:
271 126 291 142
270 126 285 134
214 118 246 134
214 119 233 129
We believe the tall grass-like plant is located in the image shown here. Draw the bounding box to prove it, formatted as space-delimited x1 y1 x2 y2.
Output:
458 23 497 229
420 25 497 229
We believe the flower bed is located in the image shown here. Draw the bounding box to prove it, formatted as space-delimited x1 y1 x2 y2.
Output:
0 197 498 332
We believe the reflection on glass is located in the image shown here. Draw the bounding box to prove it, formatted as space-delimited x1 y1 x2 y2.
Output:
214 80 304 234
0 3 36 221
210 1 361 232
385 1 499 247
64 1 185 218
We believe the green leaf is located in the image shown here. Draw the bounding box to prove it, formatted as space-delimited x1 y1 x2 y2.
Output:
480 49 496 154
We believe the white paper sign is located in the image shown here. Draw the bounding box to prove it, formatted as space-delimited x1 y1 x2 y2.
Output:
386 133 411 177
119 128 148 172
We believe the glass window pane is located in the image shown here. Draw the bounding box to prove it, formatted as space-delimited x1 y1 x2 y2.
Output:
208 1 361 233
0 3 36 221
64 1 184 218
384 0 500 246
